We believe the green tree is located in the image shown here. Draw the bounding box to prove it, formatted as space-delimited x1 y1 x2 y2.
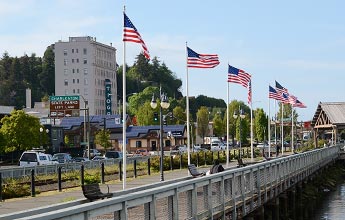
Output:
254 108 268 142
94 129 112 152
172 106 186 125
197 106 210 142
136 101 157 125
40 46 55 96
213 112 224 137
0 110 41 152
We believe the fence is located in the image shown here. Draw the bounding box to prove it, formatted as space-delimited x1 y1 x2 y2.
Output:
1 145 339 220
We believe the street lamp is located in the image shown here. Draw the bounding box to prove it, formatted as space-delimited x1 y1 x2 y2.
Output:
233 107 245 159
150 86 170 181
39 127 49 148
80 95 90 159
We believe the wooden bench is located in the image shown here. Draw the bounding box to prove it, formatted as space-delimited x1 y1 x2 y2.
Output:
188 164 205 177
81 183 113 201
237 158 247 168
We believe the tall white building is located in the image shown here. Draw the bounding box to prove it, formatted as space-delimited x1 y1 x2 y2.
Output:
54 36 117 115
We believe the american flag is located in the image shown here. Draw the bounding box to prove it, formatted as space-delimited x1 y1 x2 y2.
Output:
187 47 220 68
228 65 251 88
275 80 288 95
269 85 284 101
248 80 252 104
294 99 307 108
288 95 297 105
123 13 150 60
281 93 291 104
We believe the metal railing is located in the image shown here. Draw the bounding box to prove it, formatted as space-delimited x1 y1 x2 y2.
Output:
1 145 340 220
0 157 148 179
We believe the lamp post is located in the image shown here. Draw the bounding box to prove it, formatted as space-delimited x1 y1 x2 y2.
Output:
150 85 170 181
233 106 245 159
80 95 90 159
39 127 49 149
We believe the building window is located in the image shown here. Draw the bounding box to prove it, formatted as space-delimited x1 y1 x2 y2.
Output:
72 59 74 63
77 89 80 94
64 79 68 86
65 89 68 95
72 69 75 73
63 49 67 56
84 88 88 95
84 68 88 75
84 78 88 85
77 79 79 83
165 140 171 147
72 49 74 53
73 89 75 93
136 141 142 148
73 79 75 84
77 69 79 73
77 58 79 63
83 59 87 64
64 69 68 75
83 48 87 55
76 48 79 53
64 59 68 66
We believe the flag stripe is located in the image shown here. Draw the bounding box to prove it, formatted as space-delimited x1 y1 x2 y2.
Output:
123 13 150 60
269 86 284 101
228 65 251 88
187 47 220 68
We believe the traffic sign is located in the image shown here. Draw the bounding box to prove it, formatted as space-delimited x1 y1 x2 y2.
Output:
49 95 80 118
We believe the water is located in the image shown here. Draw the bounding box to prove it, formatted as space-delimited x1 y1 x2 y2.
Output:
311 183 345 220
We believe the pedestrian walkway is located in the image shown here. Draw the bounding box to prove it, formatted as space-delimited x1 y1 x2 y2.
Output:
0 158 262 216
0 164 209 216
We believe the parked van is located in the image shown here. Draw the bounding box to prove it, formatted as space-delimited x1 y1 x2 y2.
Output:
19 150 58 167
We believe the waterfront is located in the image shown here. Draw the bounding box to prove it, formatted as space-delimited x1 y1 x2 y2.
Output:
311 182 345 220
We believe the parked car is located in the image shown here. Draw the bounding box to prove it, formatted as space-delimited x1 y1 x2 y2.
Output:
83 149 101 158
52 153 73 163
104 151 123 159
19 150 58 167
210 143 221 151
73 157 90 162
135 149 150 156
92 156 105 161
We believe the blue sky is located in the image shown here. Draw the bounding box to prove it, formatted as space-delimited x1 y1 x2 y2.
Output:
1 0 345 121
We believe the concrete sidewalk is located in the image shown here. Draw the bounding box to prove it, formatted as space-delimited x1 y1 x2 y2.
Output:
0 164 213 216
0 157 265 216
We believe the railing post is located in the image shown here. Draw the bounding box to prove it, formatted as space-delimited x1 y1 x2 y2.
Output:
119 161 122 181
0 173 2 201
204 151 207 166
58 166 62 192
217 151 220 160
81 165 84 186
134 160 137 178
31 169 35 197
211 151 214 162
180 154 183 169
101 163 105 184
170 155 173 170
196 152 199 167
148 158 151 175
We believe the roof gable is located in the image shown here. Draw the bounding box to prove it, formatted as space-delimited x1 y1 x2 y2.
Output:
312 102 345 128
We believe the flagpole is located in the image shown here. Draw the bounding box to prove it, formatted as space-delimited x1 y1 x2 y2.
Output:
281 103 284 156
250 80 253 162
185 42 191 166
268 87 271 157
122 8 127 190
275 100 277 146
291 106 294 152
226 81 230 167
